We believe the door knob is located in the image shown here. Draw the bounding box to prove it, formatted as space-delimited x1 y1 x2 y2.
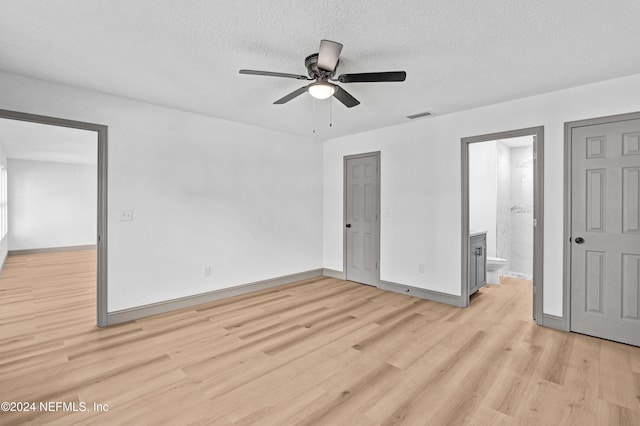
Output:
346 224 351 228
575 237 585 244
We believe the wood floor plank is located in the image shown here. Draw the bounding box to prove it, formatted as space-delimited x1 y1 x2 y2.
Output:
1 250 639 424
599 340 640 410
489 340 544 417
558 336 601 424
597 398 640 426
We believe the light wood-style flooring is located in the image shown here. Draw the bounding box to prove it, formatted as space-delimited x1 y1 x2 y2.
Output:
1 250 639 425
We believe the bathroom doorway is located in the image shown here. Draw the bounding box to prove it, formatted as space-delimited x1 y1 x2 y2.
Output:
461 127 544 324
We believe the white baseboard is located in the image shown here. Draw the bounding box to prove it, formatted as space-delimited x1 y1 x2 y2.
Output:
107 268 324 325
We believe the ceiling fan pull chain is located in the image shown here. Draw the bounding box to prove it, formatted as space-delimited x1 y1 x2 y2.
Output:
312 98 316 133
329 97 333 128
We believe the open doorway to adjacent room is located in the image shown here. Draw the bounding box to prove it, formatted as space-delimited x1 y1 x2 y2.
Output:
0 109 107 326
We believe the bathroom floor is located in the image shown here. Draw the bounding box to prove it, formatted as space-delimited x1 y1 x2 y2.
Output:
497 275 532 287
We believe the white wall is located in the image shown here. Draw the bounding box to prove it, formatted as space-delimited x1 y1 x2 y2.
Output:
469 141 497 257
0 71 323 312
323 73 640 317
0 144 7 270
8 159 97 251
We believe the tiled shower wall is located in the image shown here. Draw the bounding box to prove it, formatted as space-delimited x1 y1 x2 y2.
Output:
496 142 511 274
496 142 534 278
509 145 534 277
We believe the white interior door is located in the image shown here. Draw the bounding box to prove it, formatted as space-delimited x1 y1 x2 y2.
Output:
345 153 380 286
570 118 640 346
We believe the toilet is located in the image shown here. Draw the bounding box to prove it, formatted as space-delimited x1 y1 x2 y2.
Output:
486 257 506 284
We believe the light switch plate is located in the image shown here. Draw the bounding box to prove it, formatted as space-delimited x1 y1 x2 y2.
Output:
119 209 133 221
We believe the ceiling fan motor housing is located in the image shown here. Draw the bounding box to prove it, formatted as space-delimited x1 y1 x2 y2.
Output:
305 53 337 79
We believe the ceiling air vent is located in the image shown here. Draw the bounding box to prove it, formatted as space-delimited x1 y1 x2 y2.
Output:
406 111 433 120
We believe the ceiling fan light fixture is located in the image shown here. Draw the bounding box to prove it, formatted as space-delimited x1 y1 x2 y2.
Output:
308 82 335 100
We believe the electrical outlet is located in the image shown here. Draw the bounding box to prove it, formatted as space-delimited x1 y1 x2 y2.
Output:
419 264 425 274
119 209 133 221
203 266 212 277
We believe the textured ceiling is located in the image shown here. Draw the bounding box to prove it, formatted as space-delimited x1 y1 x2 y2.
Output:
1 0 640 140
0 118 97 165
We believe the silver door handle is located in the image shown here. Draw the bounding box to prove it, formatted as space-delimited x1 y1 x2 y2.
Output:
575 237 585 244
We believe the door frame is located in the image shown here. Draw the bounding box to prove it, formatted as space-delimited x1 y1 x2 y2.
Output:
461 126 544 324
563 111 640 332
343 151 381 287
0 108 108 327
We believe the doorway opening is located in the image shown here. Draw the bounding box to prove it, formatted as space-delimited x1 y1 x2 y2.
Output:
0 109 108 326
461 127 544 324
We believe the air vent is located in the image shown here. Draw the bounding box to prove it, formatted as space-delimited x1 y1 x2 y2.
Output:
406 111 433 120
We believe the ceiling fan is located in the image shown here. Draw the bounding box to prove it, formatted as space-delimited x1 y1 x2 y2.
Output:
239 40 406 108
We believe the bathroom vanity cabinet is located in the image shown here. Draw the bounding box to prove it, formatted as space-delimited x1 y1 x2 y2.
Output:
469 232 487 295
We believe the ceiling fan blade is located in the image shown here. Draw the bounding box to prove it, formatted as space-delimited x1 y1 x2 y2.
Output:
317 40 343 72
333 86 360 108
338 71 406 83
239 69 310 80
273 84 311 104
